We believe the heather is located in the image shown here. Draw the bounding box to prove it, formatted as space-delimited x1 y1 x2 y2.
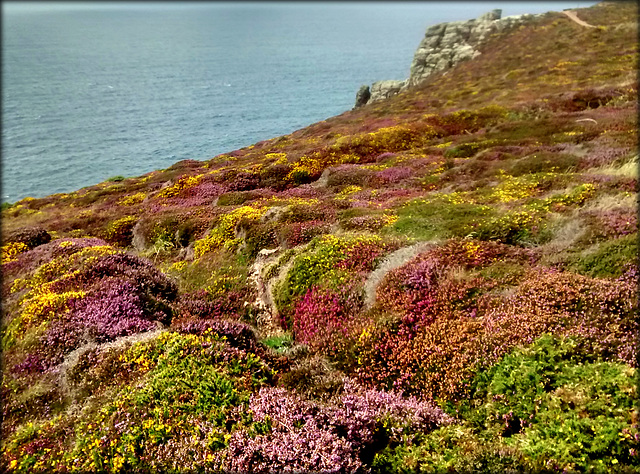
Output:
1 3 638 472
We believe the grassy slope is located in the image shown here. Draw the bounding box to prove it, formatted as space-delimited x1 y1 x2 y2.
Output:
1 3 638 472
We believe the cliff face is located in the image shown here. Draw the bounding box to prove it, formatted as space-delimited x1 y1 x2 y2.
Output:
355 9 537 107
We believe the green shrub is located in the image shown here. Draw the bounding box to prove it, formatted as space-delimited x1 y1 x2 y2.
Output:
372 425 528 474
330 124 437 160
103 215 137 247
390 196 495 241
572 233 637 278
444 142 485 159
139 215 197 250
217 191 256 206
428 105 510 136
238 219 279 259
509 152 579 176
261 334 293 353
441 158 496 182
472 210 543 245
259 163 293 190
280 205 327 224
273 234 387 315
468 334 638 472
373 335 638 473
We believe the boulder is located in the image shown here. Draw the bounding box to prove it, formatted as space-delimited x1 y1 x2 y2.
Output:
369 80 407 103
354 85 371 108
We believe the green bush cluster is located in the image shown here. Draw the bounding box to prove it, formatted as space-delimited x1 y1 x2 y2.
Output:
391 197 495 241
217 191 256 206
472 210 544 245
509 152 579 176
572 233 637 278
330 124 437 161
372 334 639 473
443 139 497 159
103 215 137 247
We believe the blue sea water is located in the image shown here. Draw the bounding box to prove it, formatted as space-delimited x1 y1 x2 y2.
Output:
2 2 590 203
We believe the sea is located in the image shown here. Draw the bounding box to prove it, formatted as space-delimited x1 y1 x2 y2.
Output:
2 1 591 203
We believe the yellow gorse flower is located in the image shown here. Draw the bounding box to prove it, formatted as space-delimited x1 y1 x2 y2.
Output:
194 205 267 257
170 260 188 272
1 241 29 264
335 185 362 200
20 289 86 326
117 192 146 206
105 216 137 239
157 174 203 198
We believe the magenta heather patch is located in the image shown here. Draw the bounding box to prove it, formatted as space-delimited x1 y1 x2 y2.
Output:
578 147 631 169
223 421 360 474
275 186 325 199
582 173 637 193
583 207 637 238
12 353 47 375
220 381 452 473
2 238 109 281
293 286 344 347
176 287 253 321
335 241 388 273
70 278 160 343
161 182 228 208
402 258 442 292
58 252 178 301
40 319 87 367
282 220 330 247
9 246 178 374
376 166 415 183
174 295 220 319
479 267 638 366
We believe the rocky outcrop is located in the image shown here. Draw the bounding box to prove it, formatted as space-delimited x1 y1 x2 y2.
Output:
354 9 537 108
369 80 407 103
354 85 371 108
408 9 535 87
249 247 282 337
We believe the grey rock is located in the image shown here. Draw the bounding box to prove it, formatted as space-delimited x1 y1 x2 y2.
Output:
131 219 150 252
368 79 407 103
261 206 288 223
354 84 371 108
177 244 195 261
478 9 502 22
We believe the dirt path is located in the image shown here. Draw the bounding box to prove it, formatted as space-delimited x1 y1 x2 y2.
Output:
60 328 165 402
249 247 284 337
561 10 596 28
249 242 315 338
363 241 436 309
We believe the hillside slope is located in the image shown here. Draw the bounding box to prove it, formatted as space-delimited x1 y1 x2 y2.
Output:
1 3 638 472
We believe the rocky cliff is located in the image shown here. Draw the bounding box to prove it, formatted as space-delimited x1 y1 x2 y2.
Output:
354 9 537 107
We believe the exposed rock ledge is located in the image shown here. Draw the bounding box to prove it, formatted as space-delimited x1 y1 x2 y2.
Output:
354 9 537 108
